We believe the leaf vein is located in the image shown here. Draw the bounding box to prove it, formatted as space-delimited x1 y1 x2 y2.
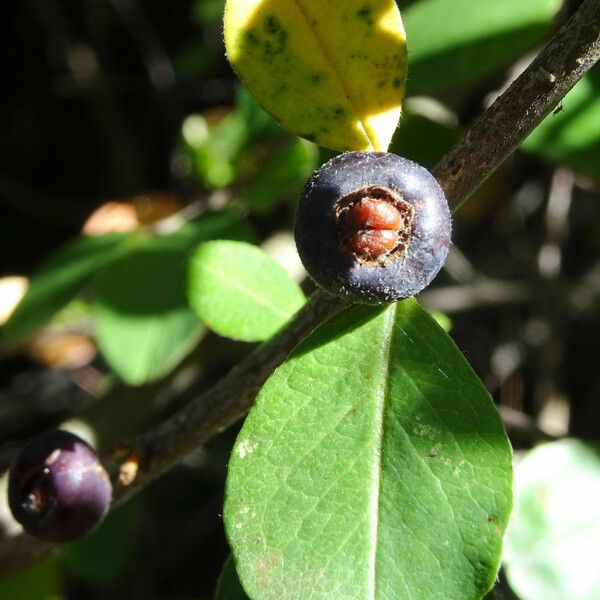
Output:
292 0 376 149
197 262 292 317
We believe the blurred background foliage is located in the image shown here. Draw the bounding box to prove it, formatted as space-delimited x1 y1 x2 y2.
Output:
0 0 599 598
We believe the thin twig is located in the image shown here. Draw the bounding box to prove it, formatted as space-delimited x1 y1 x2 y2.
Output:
0 291 347 574
115 290 347 505
113 0 600 501
1 0 599 577
434 0 600 212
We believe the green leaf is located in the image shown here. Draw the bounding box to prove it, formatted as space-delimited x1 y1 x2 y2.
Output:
404 0 562 92
216 556 251 600
94 245 203 385
428 310 452 333
0 558 62 600
159 211 256 251
3 233 130 344
192 0 225 26
188 240 305 342
389 108 458 169
236 86 286 146
523 71 600 181
245 138 317 213
225 300 512 599
182 88 286 189
183 112 248 189
224 0 407 152
176 40 221 80
94 213 253 384
503 439 600 600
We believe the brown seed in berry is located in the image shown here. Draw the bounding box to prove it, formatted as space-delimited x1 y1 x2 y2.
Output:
294 152 452 303
345 229 398 258
343 197 402 231
337 186 413 262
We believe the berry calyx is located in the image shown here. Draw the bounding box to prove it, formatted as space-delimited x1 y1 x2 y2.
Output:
294 151 452 303
8 430 112 543
337 186 413 261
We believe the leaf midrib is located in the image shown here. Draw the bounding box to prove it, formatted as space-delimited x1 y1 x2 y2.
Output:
197 261 297 319
368 304 397 599
291 0 376 150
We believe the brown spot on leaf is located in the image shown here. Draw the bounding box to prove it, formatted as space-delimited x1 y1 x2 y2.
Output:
256 554 279 589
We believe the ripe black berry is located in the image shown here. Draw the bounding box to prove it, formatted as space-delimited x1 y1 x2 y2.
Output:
8 430 112 543
295 152 452 303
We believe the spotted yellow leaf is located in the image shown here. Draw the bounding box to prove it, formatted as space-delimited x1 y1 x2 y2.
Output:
224 0 407 152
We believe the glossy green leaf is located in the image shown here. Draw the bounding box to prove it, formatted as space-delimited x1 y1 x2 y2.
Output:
503 439 600 600
225 300 512 599
404 0 562 92
94 213 253 384
216 556 251 600
523 72 600 181
245 138 317 213
188 240 305 342
3 233 130 343
224 0 407 152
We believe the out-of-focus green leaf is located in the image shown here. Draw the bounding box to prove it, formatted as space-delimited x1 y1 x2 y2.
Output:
175 40 221 80
183 112 248 189
224 0 407 152
158 211 257 251
62 502 137 585
188 240 305 342
404 0 562 92
390 107 458 168
94 213 253 384
236 86 285 145
225 300 512 599
182 88 286 189
428 310 452 332
504 439 600 600
192 0 225 26
0 558 62 600
215 556 251 600
3 233 131 344
523 72 600 181
94 245 204 385
246 138 317 213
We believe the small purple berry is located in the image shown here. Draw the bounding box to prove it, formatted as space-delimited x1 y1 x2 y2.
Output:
295 152 452 303
8 430 112 542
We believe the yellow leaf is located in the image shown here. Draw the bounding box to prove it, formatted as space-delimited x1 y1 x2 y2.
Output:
224 0 407 152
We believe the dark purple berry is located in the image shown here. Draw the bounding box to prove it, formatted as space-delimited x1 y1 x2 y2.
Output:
8 430 112 543
294 151 452 303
